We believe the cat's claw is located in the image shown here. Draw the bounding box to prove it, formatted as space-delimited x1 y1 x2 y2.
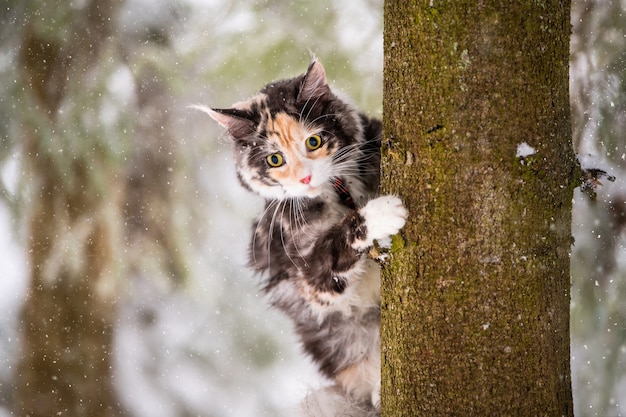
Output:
353 195 407 251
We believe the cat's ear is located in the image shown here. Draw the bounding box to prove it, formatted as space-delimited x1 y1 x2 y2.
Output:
298 59 329 102
191 105 256 140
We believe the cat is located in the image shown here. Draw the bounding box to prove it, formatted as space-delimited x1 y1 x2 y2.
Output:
195 58 406 416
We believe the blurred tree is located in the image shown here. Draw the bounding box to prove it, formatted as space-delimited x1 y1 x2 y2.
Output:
381 2 575 415
5 0 189 415
570 0 626 415
120 9 190 288
11 1 127 416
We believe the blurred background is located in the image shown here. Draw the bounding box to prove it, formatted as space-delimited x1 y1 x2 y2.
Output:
570 1 626 415
0 1 623 416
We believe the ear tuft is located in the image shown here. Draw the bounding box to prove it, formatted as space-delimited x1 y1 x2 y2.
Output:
190 104 256 140
190 104 226 128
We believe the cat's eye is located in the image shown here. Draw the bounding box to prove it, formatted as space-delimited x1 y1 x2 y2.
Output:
305 135 322 151
266 153 284 167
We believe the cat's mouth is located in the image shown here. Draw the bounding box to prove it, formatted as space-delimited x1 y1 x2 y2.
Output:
292 177 355 208
283 181 321 199
294 174 327 195
300 183 323 197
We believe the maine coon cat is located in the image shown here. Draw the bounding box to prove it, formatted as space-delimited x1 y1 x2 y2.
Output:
195 59 406 416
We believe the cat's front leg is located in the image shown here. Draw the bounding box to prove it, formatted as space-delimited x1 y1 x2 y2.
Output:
352 195 407 251
302 196 406 297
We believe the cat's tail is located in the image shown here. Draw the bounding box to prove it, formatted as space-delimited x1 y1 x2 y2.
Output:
296 385 379 417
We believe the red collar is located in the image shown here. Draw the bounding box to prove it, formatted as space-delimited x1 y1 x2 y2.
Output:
331 177 356 210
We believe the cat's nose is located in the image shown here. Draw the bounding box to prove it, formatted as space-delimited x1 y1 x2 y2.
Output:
300 175 312 185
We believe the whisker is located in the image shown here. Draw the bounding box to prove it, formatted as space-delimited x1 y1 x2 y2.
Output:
266 200 284 270
334 164 367 175
251 199 279 265
307 113 334 127
289 199 310 266
333 150 379 166
279 199 302 271
303 94 325 123
294 197 314 240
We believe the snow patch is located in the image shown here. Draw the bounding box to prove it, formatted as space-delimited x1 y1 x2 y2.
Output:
516 142 536 158
577 153 607 171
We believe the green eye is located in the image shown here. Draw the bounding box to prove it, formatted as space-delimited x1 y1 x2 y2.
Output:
305 134 322 150
266 153 284 167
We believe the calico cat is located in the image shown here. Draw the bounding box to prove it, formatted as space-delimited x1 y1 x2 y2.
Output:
196 59 406 416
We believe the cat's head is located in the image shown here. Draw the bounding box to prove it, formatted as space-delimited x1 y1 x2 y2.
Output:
196 59 364 200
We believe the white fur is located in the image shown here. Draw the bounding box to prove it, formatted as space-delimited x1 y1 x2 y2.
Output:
296 385 380 417
352 195 407 251
329 255 379 310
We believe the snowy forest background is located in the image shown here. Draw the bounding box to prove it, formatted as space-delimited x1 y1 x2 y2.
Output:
0 0 625 416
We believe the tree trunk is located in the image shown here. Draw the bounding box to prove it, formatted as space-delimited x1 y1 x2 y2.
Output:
381 2 576 416
14 155 123 417
13 2 125 416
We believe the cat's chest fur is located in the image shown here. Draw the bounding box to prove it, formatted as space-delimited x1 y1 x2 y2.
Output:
251 178 372 293
274 179 369 239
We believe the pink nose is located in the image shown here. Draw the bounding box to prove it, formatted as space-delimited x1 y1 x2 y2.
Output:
300 175 312 185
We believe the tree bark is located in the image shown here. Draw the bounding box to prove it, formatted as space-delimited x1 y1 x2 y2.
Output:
381 2 576 416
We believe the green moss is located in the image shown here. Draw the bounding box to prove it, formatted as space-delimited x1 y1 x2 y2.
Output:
390 233 406 253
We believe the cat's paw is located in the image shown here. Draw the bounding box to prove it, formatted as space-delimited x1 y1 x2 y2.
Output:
353 196 407 251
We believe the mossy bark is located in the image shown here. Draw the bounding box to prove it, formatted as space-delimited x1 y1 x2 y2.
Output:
381 2 576 416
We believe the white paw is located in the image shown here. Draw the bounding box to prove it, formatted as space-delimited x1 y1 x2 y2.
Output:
353 195 407 251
